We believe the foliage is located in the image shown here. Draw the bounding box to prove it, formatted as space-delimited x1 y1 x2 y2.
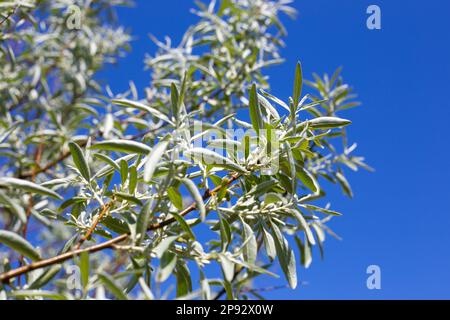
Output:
0 0 370 300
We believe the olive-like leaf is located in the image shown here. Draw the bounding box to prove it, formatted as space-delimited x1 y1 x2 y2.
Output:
90 140 151 155
136 201 152 245
308 116 351 129
293 61 303 109
241 219 257 264
112 99 173 125
143 139 169 182
186 148 247 174
0 190 26 223
270 222 297 289
0 230 41 261
97 272 128 300
249 83 262 135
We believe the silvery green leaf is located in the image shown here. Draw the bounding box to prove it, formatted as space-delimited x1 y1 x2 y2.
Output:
295 235 312 268
270 222 297 289
157 252 177 283
241 219 257 264
262 227 276 261
79 252 90 289
171 211 195 240
91 140 152 154
112 99 173 125
249 83 262 135
143 139 169 182
136 201 152 245
114 192 143 206
218 254 235 282
68 142 90 181
0 177 62 200
0 190 26 223
308 116 351 129
97 272 128 300
93 154 136 179
186 148 247 174
293 61 303 109
302 204 342 216
93 153 120 172
182 178 205 221
260 89 290 113
29 265 62 289
288 208 316 245
8 290 67 300
296 167 319 194
153 235 178 259
335 171 353 198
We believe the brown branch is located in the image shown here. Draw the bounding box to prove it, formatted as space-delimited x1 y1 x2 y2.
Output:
0 6 17 26
0 173 240 283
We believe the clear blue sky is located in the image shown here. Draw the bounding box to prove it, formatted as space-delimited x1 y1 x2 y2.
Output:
99 0 450 299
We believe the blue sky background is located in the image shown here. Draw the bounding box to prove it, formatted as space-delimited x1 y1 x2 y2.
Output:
98 0 450 299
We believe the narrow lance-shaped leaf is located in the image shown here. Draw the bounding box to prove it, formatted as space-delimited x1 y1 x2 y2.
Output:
93 153 120 171
218 253 235 283
219 214 232 252
29 265 62 289
270 222 297 289
90 140 152 155
97 272 128 300
167 187 183 210
136 201 153 245
143 139 169 182
119 159 128 184
182 178 206 221
249 83 262 135
170 82 179 123
308 116 352 129
0 177 62 200
112 99 173 125
289 208 316 245
293 61 303 109
152 235 178 259
241 219 257 264
68 142 90 181
114 192 143 206
296 167 319 194
262 226 276 261
79 252 90 289
186 148 247 174
171 211 195 240
0 230 41 261
157 251 177 283
295 235 312 268
336 171 353 198
175 262 192 298
0 190 26 223
128 165 138 194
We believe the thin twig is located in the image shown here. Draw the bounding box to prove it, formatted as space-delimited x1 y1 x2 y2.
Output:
0 173 240 283
74 202 112 250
